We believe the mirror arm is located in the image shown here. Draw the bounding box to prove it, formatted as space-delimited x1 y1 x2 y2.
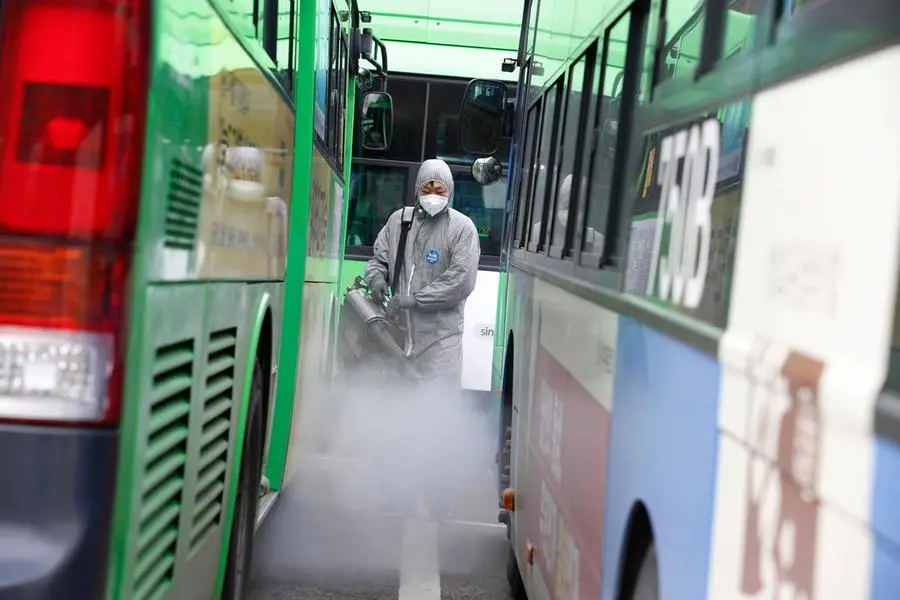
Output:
373 36 388 75
348 0 361 74
360 57 385 79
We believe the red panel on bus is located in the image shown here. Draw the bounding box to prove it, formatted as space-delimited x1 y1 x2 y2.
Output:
524 345 611 600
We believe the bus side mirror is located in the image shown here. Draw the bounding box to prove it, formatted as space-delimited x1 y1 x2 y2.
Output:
360 91 393 151
459 79 507 155
471 156 502 186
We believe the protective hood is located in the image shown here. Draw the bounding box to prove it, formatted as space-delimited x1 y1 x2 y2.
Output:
415 158 455 215
556 173 572 226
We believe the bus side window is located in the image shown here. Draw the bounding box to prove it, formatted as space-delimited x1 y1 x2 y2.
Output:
345 164 410 248
452 171 508 258
656 0 706 85
707 0 768 65
780 0 829 19
578 12 631 267
276 0 297 91
513 101 542 248
526 77 564 253
321 9 349 169
548 50 592 259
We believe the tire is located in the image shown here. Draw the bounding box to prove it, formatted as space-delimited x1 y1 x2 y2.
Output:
631 542 659 600
222 358 265 600
506 541 527 600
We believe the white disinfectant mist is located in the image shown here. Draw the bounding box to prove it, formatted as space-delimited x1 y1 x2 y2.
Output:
250 336 501 591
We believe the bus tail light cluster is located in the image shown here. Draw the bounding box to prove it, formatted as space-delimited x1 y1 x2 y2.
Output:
0 0 150 425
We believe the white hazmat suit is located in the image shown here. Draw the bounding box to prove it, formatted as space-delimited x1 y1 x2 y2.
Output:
364 159 480 385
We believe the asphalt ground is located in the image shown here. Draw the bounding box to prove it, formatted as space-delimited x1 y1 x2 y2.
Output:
250 386 511 600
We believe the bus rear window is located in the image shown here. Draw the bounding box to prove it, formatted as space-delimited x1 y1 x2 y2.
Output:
454 171 507 258
345 163 506 259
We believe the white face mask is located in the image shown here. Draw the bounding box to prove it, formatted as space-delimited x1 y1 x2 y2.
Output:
557 209 569 226
419 193 448 216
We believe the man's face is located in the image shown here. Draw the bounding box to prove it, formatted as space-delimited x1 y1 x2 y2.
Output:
420 180 450 198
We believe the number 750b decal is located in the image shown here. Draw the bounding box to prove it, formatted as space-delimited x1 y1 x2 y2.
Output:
646 117 721 310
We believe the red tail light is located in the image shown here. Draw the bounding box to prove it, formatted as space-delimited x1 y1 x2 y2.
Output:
0 0 150 425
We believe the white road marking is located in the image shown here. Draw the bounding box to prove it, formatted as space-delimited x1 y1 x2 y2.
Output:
441 519 505 530
399 518 441 600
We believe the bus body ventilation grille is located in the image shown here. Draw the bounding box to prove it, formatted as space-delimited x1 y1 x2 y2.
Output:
163 158 203 251
189 326 237 553
132 338 194 600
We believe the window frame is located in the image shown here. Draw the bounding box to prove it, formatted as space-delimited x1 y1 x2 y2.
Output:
649 0 895 103
282 0 297 91
513 99 543 249
320 6 349 171
525 76 565 254
345 74 516 266
548 44 597 260
578 5 645 271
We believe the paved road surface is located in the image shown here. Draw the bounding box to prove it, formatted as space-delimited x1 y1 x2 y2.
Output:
250 452 512 600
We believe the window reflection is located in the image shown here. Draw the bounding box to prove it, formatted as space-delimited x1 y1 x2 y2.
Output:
424 80 513 168
582 13 631 257
723 0 765 60
357 78 426 162
528 79 563 249
454 172 507 257
514 102 542 246
657 0 706 84
550 57 587 251
426 81 480 168
781 0 828 19
345 164 409 247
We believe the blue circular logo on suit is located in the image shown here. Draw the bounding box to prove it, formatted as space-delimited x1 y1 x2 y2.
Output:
425 249 439 264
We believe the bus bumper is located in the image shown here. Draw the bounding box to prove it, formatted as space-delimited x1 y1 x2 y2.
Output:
0 424 118 599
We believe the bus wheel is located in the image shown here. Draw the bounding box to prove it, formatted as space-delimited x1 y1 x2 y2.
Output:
631 541 659 600
223 358 265 600
506 541 527 600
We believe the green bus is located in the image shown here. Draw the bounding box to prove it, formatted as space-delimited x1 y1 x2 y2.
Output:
0 0 385 598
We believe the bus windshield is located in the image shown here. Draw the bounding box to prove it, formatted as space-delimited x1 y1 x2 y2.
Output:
345 75 514 262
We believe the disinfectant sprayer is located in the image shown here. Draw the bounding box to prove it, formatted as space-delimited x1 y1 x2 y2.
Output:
337 276 422 380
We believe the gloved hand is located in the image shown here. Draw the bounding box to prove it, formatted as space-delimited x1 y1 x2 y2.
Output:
386 294 416 317
370 278 389 303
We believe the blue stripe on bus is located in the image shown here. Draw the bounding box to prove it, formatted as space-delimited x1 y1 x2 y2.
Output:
869 435 900 599
601 316 720 600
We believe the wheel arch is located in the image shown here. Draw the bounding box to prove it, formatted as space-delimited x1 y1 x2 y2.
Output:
502 330 515 406
498 331 516 494
213 291 273 597
615 500 657 600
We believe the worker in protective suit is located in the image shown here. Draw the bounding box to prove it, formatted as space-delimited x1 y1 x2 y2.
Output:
364 158 481 386
363 158 480 518
532 173 572 245
533 172 603 252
